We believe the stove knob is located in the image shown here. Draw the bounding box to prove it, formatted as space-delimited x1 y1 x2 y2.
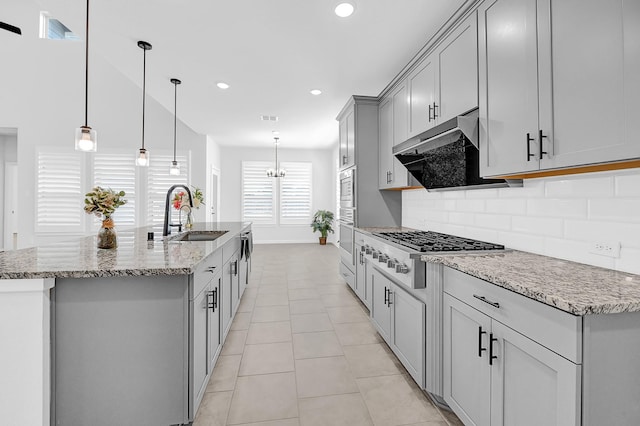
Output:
396 263 410 274
361 245 366 252
365 246 372 255
387 258 397 269
372 250 378 259
378 253 389 263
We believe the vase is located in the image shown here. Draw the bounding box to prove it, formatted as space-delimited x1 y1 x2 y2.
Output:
319 236 327 245
98 217 117 249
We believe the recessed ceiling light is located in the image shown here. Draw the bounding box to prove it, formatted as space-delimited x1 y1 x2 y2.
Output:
335 2 355 17
310 89 322 96
216 82 230 89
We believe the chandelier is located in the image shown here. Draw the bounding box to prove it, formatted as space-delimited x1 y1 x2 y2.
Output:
266 137 286 178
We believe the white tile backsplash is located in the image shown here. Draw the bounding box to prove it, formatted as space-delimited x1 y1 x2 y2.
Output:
402 169 640 274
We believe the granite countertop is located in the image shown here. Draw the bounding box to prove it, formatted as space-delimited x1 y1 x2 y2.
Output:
423 250 640 315
356 226 418 235
0 222 251 280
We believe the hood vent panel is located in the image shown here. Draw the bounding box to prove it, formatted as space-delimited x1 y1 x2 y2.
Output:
393 108 522 191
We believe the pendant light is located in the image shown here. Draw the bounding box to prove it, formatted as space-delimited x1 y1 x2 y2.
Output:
75 0 97 152
135 40 152 167
169 78 181 175
266 137 286 178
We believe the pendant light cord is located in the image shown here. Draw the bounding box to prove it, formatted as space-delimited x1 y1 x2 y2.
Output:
141 47 147 150
84 0 89 127
173 81 177 162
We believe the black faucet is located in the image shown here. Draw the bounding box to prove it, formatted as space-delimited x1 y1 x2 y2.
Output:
163 184 194 236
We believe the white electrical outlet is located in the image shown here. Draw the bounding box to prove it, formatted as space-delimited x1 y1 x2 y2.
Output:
589 241 621 258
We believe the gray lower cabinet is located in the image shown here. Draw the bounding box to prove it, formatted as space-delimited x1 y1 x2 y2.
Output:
53 231 248 426
442 268 581 426
370 266 425 388
355 247 369 309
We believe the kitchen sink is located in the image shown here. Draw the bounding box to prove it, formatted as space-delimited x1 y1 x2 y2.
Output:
169 230 228 242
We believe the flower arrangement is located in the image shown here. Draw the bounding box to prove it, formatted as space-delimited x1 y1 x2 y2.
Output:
84 186 127 220
173 186 205 210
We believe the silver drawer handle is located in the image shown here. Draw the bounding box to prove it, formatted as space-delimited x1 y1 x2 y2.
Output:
473 294 500 309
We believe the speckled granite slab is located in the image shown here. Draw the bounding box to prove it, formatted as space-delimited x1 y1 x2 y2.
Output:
0 222 251 279
423 251 640 315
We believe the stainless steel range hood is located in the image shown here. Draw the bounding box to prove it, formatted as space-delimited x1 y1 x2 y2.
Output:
393 108 522 191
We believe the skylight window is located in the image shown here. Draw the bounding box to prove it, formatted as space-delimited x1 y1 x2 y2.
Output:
39 12 79 40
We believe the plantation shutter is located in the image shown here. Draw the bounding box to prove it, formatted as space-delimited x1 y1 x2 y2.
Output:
279 162 312 224
36 151 83 232
242 161 276 224
147 153 189 227
92 153 137 228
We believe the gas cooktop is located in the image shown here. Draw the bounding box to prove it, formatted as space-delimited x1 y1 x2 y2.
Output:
371 230 504 253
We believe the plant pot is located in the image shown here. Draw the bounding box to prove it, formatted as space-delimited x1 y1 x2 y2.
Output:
97 218 117 249
319 236 327 245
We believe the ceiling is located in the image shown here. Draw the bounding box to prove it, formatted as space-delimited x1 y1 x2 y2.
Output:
39 0 467 149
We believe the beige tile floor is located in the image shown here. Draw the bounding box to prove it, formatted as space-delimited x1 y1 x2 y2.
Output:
194 243 463 426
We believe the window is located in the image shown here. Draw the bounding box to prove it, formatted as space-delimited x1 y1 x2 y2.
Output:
242 161 312 225
92 153 137 228
35 148 191 237
242 162 276 224
39 12 79 40
147 153 190 227
36 151 84 232
279 162 312 224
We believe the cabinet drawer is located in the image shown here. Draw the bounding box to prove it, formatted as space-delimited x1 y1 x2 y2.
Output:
443 267 582 363
192 250 223 299
339 262 355 289
223 237 240 264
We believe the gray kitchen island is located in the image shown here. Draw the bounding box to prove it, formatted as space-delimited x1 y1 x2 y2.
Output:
0 222 252 426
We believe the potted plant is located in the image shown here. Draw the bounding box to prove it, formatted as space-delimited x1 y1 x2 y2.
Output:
310 210 334 245
84 186 127 249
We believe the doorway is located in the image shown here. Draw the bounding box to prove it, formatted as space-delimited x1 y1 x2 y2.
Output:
0 128 18 250
210 167 219 223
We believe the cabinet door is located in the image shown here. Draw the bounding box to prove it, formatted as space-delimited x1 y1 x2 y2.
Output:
209 277 222 372
490 321 581 426
355 250 368 308
192 284 210 414
478 0 540 177
409 57 437 137
339 117 348 169
443 294 491 426
231 255 240 314
378 97 393 189
438 12 478 123
390 283 425 388
221 259 233 340
345 109 355 169
370 267 391 342
538 0 638 169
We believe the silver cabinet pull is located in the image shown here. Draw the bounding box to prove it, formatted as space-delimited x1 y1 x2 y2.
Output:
473 294 500 309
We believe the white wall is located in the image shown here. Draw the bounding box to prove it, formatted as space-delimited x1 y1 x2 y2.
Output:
402 169 640 275
220 146 336 244
0 1 206 247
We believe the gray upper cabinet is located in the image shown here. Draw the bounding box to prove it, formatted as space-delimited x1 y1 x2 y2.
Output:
437 12 478 123
478 0 541 176
480 0 640 177
339 108 355 170
408 12 478 138
379 87 410 190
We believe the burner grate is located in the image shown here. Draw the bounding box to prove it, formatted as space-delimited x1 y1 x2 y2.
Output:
372 231 504 252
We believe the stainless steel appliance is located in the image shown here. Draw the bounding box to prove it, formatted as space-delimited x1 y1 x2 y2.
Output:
393 108 522 191
339 167 357 271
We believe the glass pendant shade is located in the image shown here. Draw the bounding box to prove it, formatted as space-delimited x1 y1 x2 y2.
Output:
135 148 149 167
169 160 180 175
75 126 97 152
